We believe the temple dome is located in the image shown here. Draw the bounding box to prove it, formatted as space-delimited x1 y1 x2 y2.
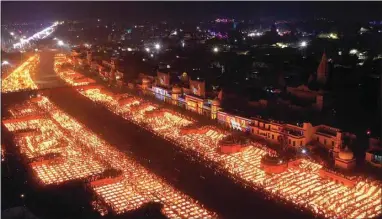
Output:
339 147 354 160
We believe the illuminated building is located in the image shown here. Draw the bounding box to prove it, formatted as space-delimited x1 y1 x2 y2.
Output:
171 86 182 105
185 94 204 114
183 79 206 114
210 99 221 120
216 110 347 151
365 138 382 168
217 112 252 132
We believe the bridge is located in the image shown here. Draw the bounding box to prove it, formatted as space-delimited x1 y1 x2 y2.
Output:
13 22 61 50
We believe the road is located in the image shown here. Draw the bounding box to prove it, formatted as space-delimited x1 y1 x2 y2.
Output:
32 50 66 89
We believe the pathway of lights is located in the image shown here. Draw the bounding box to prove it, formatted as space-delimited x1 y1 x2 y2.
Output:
74 85 382 219
53 54 95 86
1 55 39 93
2 97 216 218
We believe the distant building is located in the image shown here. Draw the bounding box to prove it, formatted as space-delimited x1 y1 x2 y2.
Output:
365 138 382 168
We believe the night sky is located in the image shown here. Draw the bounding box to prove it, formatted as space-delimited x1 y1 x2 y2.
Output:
2 1 382 23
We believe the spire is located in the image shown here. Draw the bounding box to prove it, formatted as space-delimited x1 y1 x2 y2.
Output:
317 52 328 85
218 89 223 101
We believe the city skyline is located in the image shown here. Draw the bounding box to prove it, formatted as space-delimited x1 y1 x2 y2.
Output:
2 1 382 23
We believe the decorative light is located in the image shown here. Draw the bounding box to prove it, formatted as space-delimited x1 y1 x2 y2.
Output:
155 43 161 50
33 57 382 219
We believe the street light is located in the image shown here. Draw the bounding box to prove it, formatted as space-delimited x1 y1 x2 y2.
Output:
145 47 150 52
349 49 358 55
300 41 308 58
213 47 219 53
58 40 64 46
155 43 161 50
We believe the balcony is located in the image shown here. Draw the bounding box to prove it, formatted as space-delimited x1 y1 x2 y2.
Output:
286 129 304 138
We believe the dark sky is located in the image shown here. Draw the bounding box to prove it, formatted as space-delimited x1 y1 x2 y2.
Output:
2 1 382 24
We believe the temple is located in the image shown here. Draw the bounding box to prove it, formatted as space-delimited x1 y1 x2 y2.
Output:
317 52 328 85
